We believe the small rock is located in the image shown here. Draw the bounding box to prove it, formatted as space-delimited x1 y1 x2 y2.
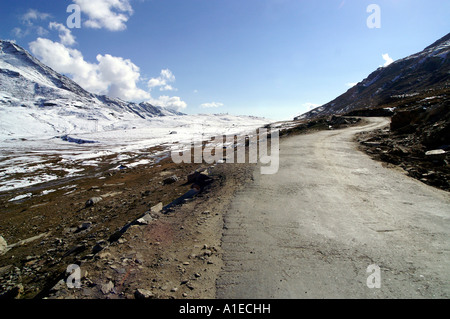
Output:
134 288 154 299
186 283 195 290
425 149 446 156
150 202 163 213
77 222 92 232
101 281 115 294
136 213 154 225
203 250 212 257
163 176 178 185
97 251 112 260
194 273 201 278
85 197 102 208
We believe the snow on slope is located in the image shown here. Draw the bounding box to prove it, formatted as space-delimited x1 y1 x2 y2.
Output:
0 40 183 139
0 40 273 193
0 113 271 192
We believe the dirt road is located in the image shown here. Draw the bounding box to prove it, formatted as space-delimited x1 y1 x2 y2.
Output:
217 117 450 298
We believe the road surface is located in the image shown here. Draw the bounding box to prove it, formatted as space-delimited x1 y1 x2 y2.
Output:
217 117 450 298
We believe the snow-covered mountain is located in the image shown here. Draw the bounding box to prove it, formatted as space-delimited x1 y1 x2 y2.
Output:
296 33 450 120
0 40 183 138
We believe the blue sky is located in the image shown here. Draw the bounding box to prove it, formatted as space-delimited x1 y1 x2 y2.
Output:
1 0 449 120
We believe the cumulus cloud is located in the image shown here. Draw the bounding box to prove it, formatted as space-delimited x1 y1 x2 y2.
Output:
148 69 177 91
382 53 394 67
97 54 150 101
148 95 187 111
73 0 133 31
49 22 76 46
200 102 224 108
346 82 358 88
29 38 150 101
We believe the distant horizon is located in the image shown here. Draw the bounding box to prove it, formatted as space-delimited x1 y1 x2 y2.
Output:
1 0 449 121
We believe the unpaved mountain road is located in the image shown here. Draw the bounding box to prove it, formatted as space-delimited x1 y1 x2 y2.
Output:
217 117 450 299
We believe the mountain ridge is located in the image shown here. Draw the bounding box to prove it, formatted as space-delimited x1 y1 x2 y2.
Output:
0 40 183 138
296 33 450 120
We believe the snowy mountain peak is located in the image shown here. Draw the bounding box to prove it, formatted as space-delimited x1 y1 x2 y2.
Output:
0 40 93 99
0 40 183 138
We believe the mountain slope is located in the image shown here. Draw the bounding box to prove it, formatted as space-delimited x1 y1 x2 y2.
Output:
296 33 450 120
0 40 183 138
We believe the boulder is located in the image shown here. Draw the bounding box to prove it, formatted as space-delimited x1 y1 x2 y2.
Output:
191 173 213 190
0 236 7 255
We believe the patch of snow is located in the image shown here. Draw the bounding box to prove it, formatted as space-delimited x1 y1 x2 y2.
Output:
8 193 32 202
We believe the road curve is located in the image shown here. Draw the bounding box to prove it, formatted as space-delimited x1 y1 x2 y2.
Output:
217 117 450 299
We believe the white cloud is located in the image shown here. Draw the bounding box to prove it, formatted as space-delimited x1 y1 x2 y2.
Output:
382 53 394 67
97 54 150 101
148 95 187 111
36 26 49 37
12 27 28 38
302 102 321 111
200 102 224 108
49 22 76 46
148 69 177 91
346 82 358 88
12 9 51 38
29 38 150 101
21 9 51 26
73 0 133 31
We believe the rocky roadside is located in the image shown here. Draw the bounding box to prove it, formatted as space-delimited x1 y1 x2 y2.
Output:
355 93 449 192
0 144 256 299
44 162 255 299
